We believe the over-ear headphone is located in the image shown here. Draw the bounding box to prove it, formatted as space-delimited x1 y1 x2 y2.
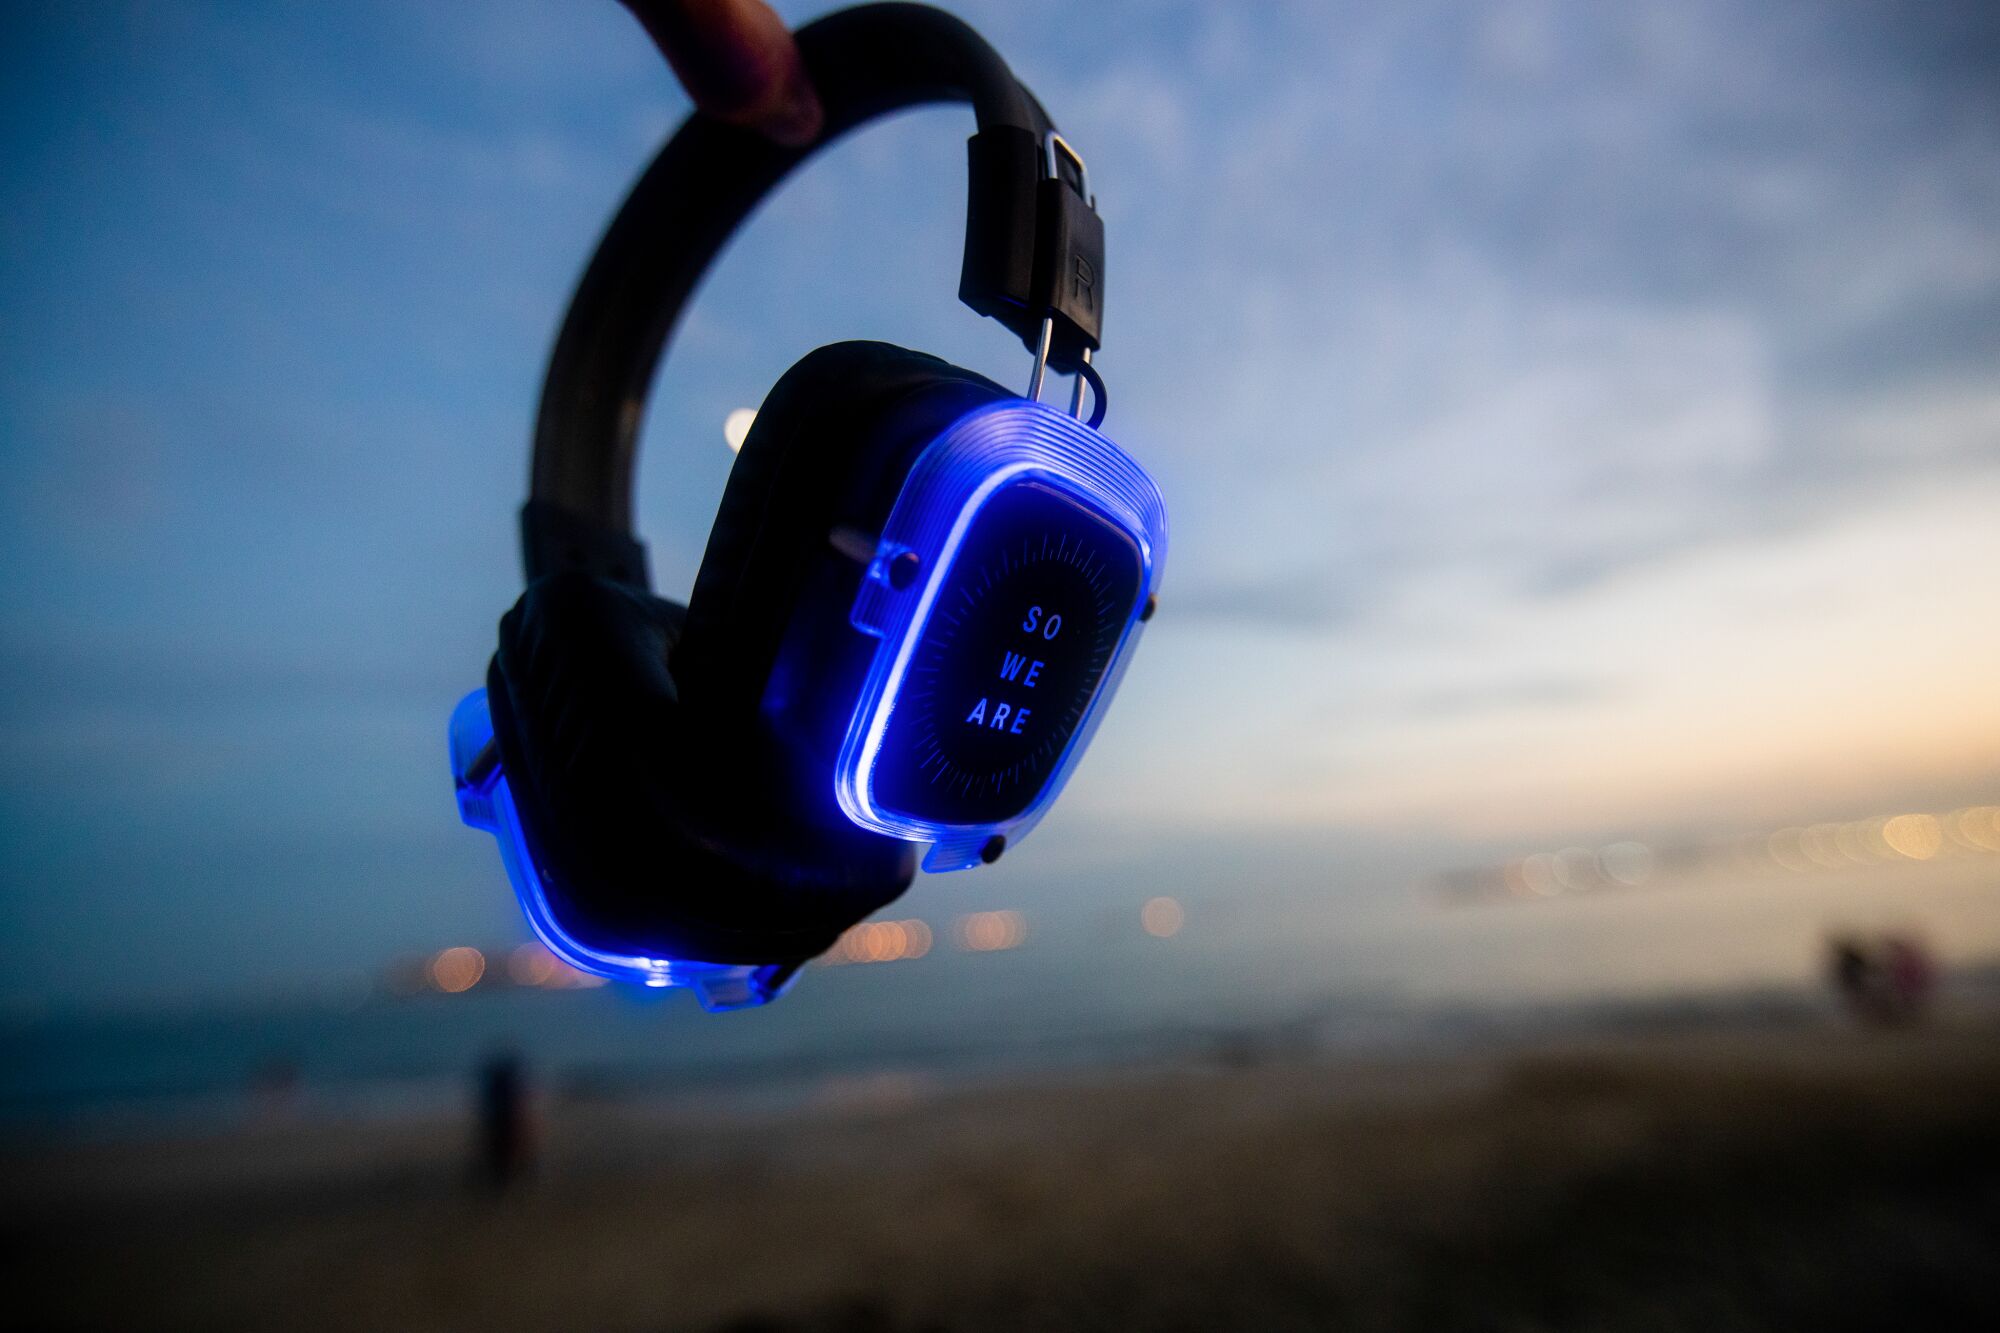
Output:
449 3 1167 1010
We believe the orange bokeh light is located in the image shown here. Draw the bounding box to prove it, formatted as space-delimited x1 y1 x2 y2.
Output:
428 946 486 993
823 918 933 965
507 942 558 987
955 910 1026 952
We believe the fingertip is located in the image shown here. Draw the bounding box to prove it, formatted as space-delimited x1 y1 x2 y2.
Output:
625 0 821 146
762 71 824 147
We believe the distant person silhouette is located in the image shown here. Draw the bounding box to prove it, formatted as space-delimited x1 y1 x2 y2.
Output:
476 1052 535 1190
1829 934 1876 1018
621 0 825 145
1827 931 1938 1026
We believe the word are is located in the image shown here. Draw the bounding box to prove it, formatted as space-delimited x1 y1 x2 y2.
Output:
964 698 1031 733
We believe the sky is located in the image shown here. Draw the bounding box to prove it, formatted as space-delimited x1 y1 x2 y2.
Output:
3 0 1998 1012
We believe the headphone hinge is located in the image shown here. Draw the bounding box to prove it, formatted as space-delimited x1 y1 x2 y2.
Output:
958 126 1104 373
958 126 1042 341
1028 132 1103 372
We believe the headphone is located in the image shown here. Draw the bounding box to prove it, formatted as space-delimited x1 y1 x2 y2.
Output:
449 3 1167 1010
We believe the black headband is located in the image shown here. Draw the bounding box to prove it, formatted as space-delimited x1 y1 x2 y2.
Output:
523 2 1104 585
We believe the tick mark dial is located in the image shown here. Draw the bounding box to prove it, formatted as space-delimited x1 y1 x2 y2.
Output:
871 480 1144 827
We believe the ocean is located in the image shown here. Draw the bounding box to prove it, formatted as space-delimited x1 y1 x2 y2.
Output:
8 853 1995 1136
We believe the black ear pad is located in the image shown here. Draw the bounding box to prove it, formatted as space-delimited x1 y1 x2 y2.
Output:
487 342 1011 966
488 572 914 965
675 340 1011 723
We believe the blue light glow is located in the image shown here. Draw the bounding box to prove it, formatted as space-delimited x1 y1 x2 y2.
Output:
448 689 798 1009
837 399 1167 871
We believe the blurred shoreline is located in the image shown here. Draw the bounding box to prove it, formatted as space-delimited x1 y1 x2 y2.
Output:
7 956 1992 1128
6 995 2000 1331
9 961 2000 1141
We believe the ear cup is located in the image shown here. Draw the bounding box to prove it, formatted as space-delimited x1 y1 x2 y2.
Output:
487 342 1011 966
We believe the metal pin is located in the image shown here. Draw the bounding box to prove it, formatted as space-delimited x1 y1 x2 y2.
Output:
1027 316 1055 402
1067 347 1092 419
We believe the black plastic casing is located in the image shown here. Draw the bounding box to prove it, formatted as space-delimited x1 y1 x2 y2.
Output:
960 127 1102 372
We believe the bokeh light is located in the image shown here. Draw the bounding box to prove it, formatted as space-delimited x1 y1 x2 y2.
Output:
507 942 558 987
1440 802 2000 906
1141 896 1185 938
1598 842 1655 887
1882 814 1942 861
1948 806 2000 853
427 946 485 994
955 910 1027 952
822 918 933 966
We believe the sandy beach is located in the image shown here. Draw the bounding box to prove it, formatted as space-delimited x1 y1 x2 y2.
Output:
6 1010 1998 1332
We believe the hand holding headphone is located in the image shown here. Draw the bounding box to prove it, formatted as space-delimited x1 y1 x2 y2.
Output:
450 3 1167 1009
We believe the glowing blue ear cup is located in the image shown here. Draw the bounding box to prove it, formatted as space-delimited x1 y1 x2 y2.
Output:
836 397 1166 871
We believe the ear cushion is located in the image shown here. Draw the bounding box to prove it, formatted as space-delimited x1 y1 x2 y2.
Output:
675 340 1010 722
489 571 915 965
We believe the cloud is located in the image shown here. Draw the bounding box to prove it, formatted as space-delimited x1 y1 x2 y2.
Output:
1084 0 2000 639
1162 572 1358 631
1397 675 1619 721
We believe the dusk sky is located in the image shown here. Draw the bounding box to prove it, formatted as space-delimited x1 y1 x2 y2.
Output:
4 0 1998 1012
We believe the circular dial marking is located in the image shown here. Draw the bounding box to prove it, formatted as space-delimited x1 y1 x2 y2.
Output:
873 480 1143 827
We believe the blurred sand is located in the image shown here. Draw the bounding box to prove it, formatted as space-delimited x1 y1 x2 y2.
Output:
5 1016 1998 1332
